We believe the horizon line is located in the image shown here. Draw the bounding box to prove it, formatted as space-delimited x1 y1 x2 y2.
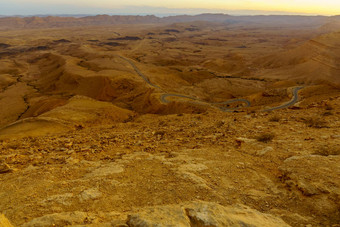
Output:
0 12 338 18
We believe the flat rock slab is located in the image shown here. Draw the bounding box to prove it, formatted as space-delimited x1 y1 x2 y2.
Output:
20 202 289 226
22 211 96 227
280 155 340 196
279 155 340 222
79 188 102 202
84 162 124 178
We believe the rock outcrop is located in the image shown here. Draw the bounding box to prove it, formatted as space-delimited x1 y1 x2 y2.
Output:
127 202 290 227
279 155 340 224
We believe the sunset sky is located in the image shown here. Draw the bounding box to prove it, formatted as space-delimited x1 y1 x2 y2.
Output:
1 0 339 16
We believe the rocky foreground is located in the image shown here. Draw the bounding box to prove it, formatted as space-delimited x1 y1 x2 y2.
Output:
0 95 339 226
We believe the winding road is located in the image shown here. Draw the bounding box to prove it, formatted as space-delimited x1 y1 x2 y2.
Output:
118 56 162 90
119 55 302 112
263 86 304 112
160 94 251 112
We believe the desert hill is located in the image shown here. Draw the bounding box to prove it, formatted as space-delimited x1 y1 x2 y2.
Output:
0 19 339 128
320 16 340 32
0 15 160 29
258 31 340 86
164 14 328 27
0 14 337 30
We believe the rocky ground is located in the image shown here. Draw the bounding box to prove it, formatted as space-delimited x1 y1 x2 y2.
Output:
0 94 339 226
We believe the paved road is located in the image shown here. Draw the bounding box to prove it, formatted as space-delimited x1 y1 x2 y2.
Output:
263 86 304 112
160 94 250 112
118 55 302 112
118 56 162 90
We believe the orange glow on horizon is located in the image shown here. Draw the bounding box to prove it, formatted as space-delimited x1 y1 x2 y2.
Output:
6 0 340 15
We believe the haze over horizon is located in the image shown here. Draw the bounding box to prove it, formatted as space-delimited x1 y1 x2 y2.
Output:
1 0 340 16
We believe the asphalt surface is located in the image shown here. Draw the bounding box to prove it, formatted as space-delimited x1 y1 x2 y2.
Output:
160 94 250 112
119 55 303 112
118 56 162 90
263 86 304 112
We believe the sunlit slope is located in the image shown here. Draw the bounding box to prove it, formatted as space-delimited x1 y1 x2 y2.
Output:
22 47 206 117
320 16 340 32
259 31 340 86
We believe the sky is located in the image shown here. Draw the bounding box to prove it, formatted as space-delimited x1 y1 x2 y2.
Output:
0 0 339 16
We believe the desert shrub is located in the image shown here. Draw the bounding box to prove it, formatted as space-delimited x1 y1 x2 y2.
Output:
158 121 167 127
313 145 340 156
215 120 225 128
322 111 333 116
269 115 280 122
195 116 202 121
153 130 166 137
255 133 275 143
302 117 327 128
325 104 333 111
5 142 20 150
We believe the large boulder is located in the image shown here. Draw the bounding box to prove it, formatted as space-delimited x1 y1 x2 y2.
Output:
127 201 290 227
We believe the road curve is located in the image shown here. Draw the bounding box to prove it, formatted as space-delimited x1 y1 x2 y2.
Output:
263 86 304 112
118 56 162 90
160 94 250 112
118 55 303 112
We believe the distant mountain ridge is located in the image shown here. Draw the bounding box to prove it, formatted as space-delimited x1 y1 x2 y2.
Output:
0 14 339 29
0 15 160 29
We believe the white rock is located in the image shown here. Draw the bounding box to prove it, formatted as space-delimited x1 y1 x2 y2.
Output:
256 146 274 156
79 188 102 202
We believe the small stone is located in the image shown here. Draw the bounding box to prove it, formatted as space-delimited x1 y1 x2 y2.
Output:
235 137 256 146
67 149 75 155
0 162 12 174
81 147 91 152
135 140 142 146
236 137 256 143
64 142 73 148
66 157 79 165
256 146 274 156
